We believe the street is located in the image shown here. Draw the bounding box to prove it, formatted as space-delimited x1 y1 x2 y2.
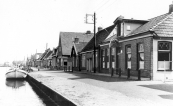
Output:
29 68 173 106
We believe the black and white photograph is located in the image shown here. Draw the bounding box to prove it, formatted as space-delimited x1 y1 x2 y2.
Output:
0 0 173 106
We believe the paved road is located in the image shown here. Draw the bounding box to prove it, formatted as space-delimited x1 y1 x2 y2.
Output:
30 67 173 106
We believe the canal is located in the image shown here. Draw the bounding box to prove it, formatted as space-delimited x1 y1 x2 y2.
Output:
0 67 57 106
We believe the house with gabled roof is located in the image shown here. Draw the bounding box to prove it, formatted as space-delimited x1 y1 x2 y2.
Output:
56 31 93 69
114 2 173 80
71 42 88 71
38 48 50 68
42 49 52 68
80 25 116 73
38 52 47 67
34 53 42 67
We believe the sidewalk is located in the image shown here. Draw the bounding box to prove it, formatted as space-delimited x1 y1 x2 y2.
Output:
29 67 173 106
31 67 150 81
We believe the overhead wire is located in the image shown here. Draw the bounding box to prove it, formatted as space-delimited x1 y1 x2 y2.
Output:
96 0 120 28
94 0 112 12
87 0 109 13
96 0 119 13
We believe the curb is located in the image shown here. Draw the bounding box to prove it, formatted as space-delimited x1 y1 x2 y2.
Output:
27 75 77 106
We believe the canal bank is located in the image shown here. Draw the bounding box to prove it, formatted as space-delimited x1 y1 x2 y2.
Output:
28 67 173 106
27 75 76 106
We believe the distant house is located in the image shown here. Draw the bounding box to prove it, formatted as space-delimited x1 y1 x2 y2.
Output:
28 53 42 67
34 53 42 67
42 49 52 68
51 47 58 69
38 49 50 68
56 31 93 69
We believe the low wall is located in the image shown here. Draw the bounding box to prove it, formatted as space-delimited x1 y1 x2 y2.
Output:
27 75 76 106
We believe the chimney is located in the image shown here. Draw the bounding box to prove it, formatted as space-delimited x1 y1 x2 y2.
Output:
169 2 173 13
74 37 79 43
86 30 91 34
98 27 103 32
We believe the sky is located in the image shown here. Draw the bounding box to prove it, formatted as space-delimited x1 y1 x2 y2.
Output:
0 0 172 63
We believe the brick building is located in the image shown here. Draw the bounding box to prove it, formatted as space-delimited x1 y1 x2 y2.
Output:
79 3 173 80
112 3 173 80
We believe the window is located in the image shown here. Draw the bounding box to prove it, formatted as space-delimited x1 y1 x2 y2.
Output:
107 62 109 68
96 52 98 68
82 54 85 67
102 49 105 56
126 45 131 69
61 58 63 66
102 49 105 69
138 43 144 69
112 62 115 68
103 57 105 61
107 48 109 56
76 57 78 67
112 48 115 55
158 41 172 70
103 62 105 68
127 25 131 31
121 23 123 36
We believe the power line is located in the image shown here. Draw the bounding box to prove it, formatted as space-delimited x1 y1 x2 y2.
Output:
94 0 111 12
97 0 119 13
87 0 107 13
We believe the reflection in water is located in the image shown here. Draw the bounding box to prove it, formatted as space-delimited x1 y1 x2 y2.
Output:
6 79 25 89
0 67 46 106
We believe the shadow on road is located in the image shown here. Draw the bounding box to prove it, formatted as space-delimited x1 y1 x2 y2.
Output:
48 71 135 82
139 84 173 100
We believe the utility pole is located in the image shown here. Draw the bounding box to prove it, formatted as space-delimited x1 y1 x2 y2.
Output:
46 43 48 50
85 12 96 73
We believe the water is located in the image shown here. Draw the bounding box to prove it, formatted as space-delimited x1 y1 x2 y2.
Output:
0 67 50 106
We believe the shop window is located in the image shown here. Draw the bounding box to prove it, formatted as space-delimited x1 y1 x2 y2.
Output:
138 43 144 69
126 45 131 69
158 41 172 71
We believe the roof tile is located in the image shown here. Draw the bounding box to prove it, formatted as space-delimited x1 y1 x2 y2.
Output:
81 24 116 52
60 32 93 55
